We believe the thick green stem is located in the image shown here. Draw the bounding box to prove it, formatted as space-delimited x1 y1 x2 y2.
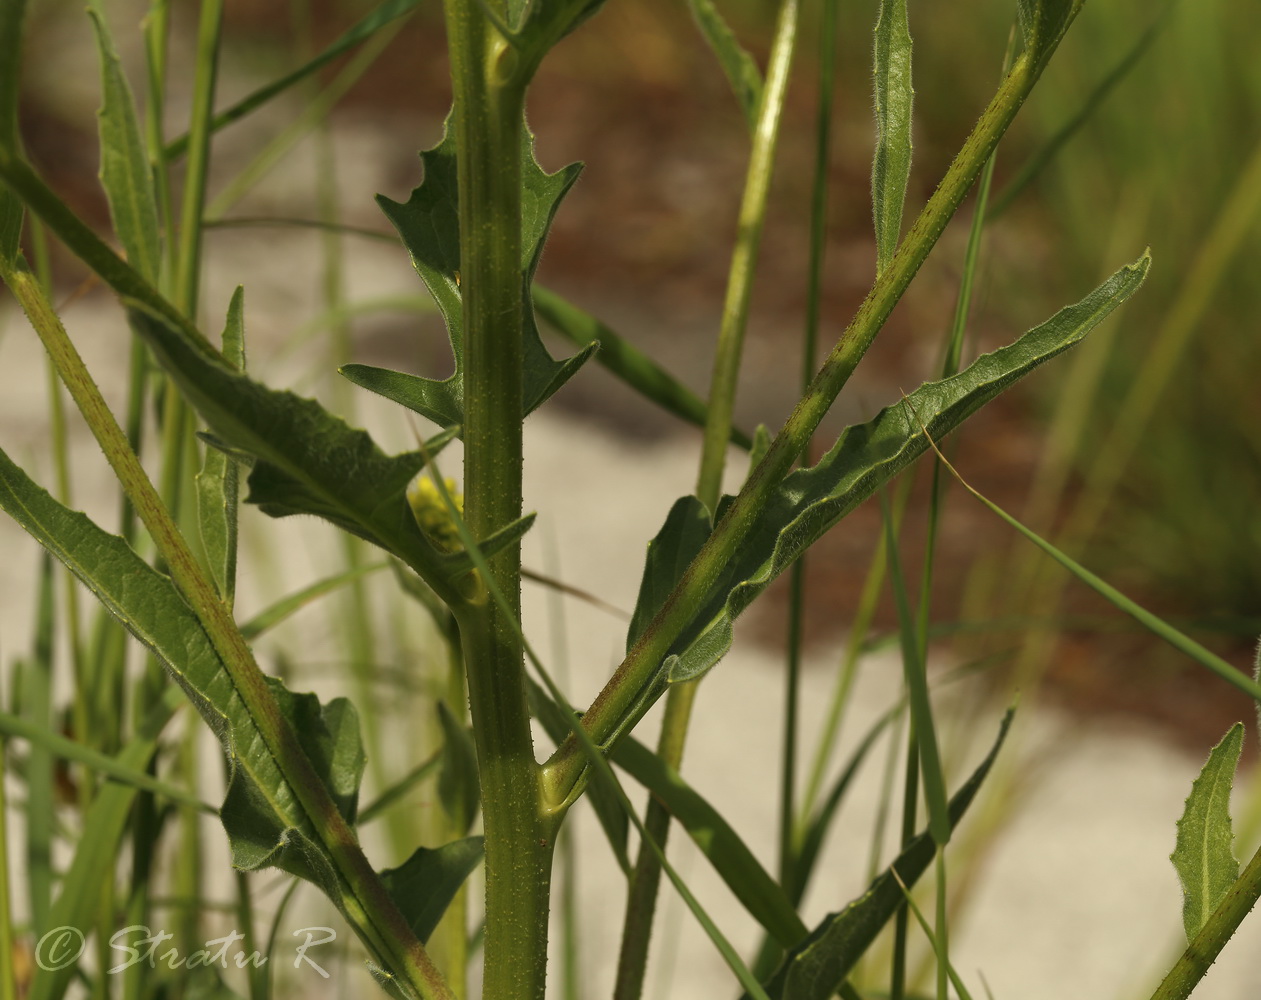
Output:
545 48 1058 801
444 0 553 994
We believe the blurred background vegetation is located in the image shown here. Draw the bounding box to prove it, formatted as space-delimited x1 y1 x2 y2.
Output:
12 0 1261 745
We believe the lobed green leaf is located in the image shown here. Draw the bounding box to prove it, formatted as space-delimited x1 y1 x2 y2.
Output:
344 117 595 432
1172 723 1243 942
126 297 469 598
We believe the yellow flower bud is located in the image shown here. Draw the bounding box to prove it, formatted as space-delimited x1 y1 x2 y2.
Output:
406 476 464 552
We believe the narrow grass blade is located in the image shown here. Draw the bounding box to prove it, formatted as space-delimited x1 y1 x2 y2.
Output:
533 287 752 449
359 748 443 826
27 693 179 1000
0 703 211 812
882 496 950 846
684 0 763 129
239 562 390 640
1172 723 1242 941
164 0 422 159
87 5 161 282
379 837 486 944
0 726 14 1000
744 710 1013 1000
988 9 1166 218
872 0 913 274
888 868 975 1000
24 556 55 938
925 438 1261 705
613 736 808 948
793 707 896 906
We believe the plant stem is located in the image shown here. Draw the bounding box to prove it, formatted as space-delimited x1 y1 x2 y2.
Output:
614 1 799 991
444 0 553 993
545 46 1065 800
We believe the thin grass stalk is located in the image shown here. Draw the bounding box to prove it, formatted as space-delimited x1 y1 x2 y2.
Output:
0 727 15 1000
27 228 94 801
203 25 401 221
907 52 1004 991
541 530 582 1000
779 0 837 898
613 2 800 993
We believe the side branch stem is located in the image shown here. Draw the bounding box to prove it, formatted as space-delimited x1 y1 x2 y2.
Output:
544 51 1054 800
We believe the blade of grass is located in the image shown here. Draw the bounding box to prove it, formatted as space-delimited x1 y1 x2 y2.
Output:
204 23 403 221
27 690 180 1000
239 562 390 640
987 7 1168 219
0 702 212 812
778 0 838 904
358 748 443 826
889 868 976 1000
163 0 422 160
22 553 55 941
920 421 1261 704
0 723 14 1000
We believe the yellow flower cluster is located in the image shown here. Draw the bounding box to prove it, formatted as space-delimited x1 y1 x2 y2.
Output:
406 475 464 552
